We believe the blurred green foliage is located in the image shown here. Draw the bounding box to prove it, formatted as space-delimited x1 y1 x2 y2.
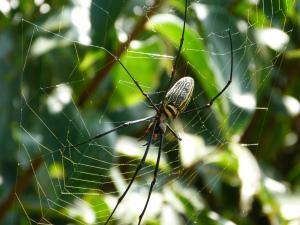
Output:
0 0 300 225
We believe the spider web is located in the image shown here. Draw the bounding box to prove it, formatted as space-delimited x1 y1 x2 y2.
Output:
18 0 292 224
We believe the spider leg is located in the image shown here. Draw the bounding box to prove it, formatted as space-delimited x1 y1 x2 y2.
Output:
166 123 182 141
138 130 163 225
115 58 159 112
183 29 233 114
138 121 154 142
69 115 156 149
165 0 188 92
104 121 157 225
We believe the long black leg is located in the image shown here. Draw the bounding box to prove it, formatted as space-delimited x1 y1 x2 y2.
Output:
69 115 156 149
114 58 159 112
184 29 233 114
104 121 157 225
166 123 182 141
165 0 188 92
138 131 163 225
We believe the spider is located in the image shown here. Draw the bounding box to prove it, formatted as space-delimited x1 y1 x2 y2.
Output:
71 0 233 224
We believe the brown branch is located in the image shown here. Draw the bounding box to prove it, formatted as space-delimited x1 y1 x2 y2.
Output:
78 0 163 107
0 155 43 221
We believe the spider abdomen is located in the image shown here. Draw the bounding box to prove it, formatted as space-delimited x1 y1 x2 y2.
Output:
163 77 194 119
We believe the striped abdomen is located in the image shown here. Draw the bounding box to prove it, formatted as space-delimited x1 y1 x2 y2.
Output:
163 77 194 119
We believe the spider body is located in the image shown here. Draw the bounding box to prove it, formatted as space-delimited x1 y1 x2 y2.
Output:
154 76 194 137
70 0 233 224
163 76 194 119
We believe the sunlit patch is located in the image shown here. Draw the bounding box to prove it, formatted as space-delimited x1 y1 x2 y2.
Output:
163 186 185 213
145 0 155 6
27 133 44 145
47 96 63 113
232 144 261 213
237 20 248 33
10 0 19 9
278 195 300 220
130 40 142 49
284 132 298 147
264 176 287 193
105 188 163 224
31 37 69 56
115 136 169 171
231 92 256 111
49 163 64 179
161 205 182 225
179 132 212 168
172 184 204 211
283 95 300 116
248 0 259 4
208 211 237 225
47 84 72 114
34 0 44 6
67 199 96 224
115 17 130 43
149 14 182 30
256 28 289 51
248 61 256 71
0 175 3 186
39 3 50 14
118 32 128 43
71 0 91 45
57 84 72 104
133 5 143 16
115 136 141 157
224 221 237 225
0 0 11 15
192 3 208 21
208 211 220 220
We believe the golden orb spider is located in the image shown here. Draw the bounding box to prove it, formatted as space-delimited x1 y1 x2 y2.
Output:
70 0 233 224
